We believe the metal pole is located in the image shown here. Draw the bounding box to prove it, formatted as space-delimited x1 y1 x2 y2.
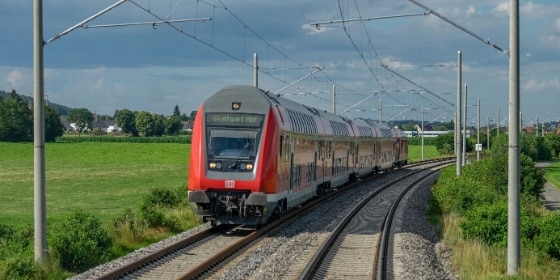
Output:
253 53 258 88
536 117 539 136
497 107 500 136
33 0 47 264
487 117 490 150
463 83 467 166
421 108 424 160
332 84 336 114
379 99 382 122
520 112 523 132
507 0 520 274
477 98 480 161
456 51 462 176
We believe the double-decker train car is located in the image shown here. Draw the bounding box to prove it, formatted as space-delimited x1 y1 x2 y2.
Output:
188 85 407 225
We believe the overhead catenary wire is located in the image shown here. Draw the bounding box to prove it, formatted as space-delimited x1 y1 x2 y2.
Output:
309 12 428 30
408 0 508 55
82 18 211 29
45 0 128 45
47 0 458 121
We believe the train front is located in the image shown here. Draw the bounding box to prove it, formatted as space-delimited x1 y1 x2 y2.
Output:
188 85 279 225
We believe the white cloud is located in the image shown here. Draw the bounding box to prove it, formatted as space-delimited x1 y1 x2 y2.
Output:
539 34 560 47
492 1 509 15
381 56 415 71
466 6 477 17
91 77 105 92
5 70 24 89
523 78 560 92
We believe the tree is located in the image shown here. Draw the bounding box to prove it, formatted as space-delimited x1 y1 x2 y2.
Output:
114 109 138 136
189 111 198 122
135 112 164 137
0 90 33 142
164 115 183 135
401 122 416 132
45 105 65 141
545 133 560 157
433 132 455 155
172 105 181 117
68 108 93 136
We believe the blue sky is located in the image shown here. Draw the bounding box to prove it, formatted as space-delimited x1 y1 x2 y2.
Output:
1 0 559 127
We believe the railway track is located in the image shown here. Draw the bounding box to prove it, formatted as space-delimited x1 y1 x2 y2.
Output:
299 160 452 279
85 158 453 280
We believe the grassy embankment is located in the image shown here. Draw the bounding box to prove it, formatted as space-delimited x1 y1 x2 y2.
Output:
0 142 190 228
2 142 558 279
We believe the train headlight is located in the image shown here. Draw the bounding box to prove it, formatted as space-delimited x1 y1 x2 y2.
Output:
246 163 253 170
240 163 247 170
209 162 222 170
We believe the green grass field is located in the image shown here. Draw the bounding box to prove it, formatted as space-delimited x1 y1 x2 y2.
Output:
407 145 440 162
544 159 560 190
0 143 435 229
0 142 189 228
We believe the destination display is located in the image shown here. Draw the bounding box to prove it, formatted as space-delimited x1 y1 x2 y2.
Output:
206 113 264 127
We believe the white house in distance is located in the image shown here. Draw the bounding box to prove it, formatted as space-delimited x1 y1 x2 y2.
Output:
106 124 120 133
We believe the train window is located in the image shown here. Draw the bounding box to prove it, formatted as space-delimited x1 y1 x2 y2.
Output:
306 162 316 183
327 141 332 159
284 135 291 162
291 163 301 189
207 129 259 158
280 135 284 158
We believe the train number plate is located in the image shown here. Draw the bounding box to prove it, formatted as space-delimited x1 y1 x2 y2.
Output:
225 180 235 188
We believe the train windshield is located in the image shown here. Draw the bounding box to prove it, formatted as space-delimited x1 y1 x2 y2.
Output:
207 129 260 158
205 113 264 159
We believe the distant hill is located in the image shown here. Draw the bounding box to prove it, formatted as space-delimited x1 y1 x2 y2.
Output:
1 90 72 116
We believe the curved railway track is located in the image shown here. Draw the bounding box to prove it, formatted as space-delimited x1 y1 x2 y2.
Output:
87 158 453 280
299 160 452 279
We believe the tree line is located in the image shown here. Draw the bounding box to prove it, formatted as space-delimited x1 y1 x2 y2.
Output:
113 107 188 137
68 105 196 137
0 90 65 142
0 90 196 141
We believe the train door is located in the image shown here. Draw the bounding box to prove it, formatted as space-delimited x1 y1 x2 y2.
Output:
314 150 318 183
347 141 351 174
289 136 297 191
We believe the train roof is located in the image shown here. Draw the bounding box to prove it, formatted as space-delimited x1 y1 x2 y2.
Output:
204 85 403 138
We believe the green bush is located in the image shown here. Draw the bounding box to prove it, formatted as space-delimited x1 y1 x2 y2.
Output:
0 224 40 279
139 187 186 232
143 187 182 208
109 208 147 243
49 209 112 273
520 155 546 198
432 132 456 155
460 201 538 247
534 213 560 260
432 169 500 215
461 201 508 246
55 135 191 143
0 256 39 280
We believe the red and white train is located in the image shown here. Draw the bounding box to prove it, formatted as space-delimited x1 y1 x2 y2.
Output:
188 85 408 225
